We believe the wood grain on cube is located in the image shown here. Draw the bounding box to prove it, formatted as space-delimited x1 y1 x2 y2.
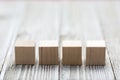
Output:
39 41 59 65
86 40 106 66
15 41 35 64
62 41 82 65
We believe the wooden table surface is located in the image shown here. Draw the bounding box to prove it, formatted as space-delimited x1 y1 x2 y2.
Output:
0 1 120 80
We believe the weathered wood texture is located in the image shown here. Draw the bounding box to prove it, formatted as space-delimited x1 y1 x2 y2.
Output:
0 1 120 80
96 2 120 79
60 2 114 80
0 2 26 80
1 2 60 80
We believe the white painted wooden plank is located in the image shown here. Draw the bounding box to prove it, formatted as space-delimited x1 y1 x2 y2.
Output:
3 2 61 80
82 2 114 80
0 2 26 79
96 2 120 80
17 2 61 41
60 2 85 80
96 2 120 40
60 2 114 80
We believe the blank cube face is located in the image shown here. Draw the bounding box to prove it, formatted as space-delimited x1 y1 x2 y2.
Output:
86 47 106 66
39 47 59 65
15 47 35 64
62 47 82 65
15 41 35 65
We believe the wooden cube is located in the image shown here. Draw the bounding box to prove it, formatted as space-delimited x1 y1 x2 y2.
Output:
15 41 35 64
39 41 59 65
62 41 82 65
86 40 106 66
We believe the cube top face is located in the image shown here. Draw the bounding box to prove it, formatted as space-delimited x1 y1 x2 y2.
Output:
62 40 82 47
38 40 58 47
87 40 105 47
15 40 35 47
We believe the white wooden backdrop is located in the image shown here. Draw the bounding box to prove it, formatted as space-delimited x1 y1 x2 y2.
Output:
0 1 120 80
